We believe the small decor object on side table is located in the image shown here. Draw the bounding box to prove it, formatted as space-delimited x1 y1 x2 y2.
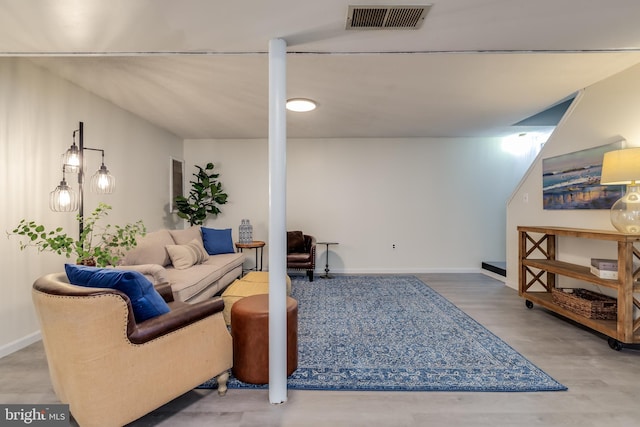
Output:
238 219 253 244
235 240 265 274
317 241 339 279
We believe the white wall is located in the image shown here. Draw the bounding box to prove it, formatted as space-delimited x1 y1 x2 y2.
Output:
506 63 640 290
0 58 182 356
185 137 533 273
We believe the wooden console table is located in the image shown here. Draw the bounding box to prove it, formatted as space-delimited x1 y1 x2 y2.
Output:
518 226 640 350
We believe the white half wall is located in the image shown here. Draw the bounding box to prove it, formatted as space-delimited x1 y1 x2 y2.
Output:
0 58 182 356
506 63 640 290
185 137 533 274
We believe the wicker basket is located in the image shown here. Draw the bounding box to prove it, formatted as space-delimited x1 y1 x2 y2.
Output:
552 288 617 320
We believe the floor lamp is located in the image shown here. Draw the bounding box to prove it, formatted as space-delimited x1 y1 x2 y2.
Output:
49 121 116 237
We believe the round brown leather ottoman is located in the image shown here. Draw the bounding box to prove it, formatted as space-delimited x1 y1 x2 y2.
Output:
231 294 298 384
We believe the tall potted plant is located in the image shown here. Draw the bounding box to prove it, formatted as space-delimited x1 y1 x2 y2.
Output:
175 162 228 226
8 203 146 267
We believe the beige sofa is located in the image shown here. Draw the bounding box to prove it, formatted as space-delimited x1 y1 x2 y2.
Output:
120 226 245 303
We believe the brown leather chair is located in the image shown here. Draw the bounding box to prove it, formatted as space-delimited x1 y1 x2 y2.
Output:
286 231 316 281
32 272 232 427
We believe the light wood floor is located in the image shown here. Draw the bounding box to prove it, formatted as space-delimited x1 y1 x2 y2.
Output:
2 273 640 427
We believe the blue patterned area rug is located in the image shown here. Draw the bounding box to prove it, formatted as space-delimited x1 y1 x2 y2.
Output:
201 275 566 392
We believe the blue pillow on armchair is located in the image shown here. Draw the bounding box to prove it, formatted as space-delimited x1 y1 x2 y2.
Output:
201 227 235 255
64 264 170 322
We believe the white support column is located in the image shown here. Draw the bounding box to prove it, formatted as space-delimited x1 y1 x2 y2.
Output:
268 37 288 404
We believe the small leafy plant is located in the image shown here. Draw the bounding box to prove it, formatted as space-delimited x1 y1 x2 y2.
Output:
175 162 228 226
8 203 146 267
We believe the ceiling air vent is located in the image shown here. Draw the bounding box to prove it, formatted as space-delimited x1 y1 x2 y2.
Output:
346 5 431 30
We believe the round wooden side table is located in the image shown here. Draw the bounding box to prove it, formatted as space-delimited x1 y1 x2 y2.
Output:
235 240 266 273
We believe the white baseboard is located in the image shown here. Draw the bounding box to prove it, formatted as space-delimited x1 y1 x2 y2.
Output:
0 331 41 359
481 270 507 283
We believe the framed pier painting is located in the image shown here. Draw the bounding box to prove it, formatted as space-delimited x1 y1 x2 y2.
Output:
543 141 625 210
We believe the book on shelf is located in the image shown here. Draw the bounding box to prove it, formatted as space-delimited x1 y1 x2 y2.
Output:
590 258 618 271
590 265 618 280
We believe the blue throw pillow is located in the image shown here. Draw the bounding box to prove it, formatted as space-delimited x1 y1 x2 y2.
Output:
201 227 235 255
64 264 171 322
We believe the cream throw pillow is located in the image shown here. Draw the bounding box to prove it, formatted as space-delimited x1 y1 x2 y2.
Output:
166 238 209 270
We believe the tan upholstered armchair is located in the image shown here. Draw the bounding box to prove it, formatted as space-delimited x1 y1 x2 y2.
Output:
286 231 316 281
32 272 232 427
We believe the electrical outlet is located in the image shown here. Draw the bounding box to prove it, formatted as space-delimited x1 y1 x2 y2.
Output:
523 193 529 203
392 244 396 249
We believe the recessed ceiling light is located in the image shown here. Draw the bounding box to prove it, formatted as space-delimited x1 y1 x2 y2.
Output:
286 98 317 112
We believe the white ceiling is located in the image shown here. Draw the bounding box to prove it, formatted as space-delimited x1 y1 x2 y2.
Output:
2 0 640 139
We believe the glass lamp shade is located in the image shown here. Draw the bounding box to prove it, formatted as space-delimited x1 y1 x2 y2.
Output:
90 164 115 194
49 179 78 212
63 143 80 173
609 184 640 234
